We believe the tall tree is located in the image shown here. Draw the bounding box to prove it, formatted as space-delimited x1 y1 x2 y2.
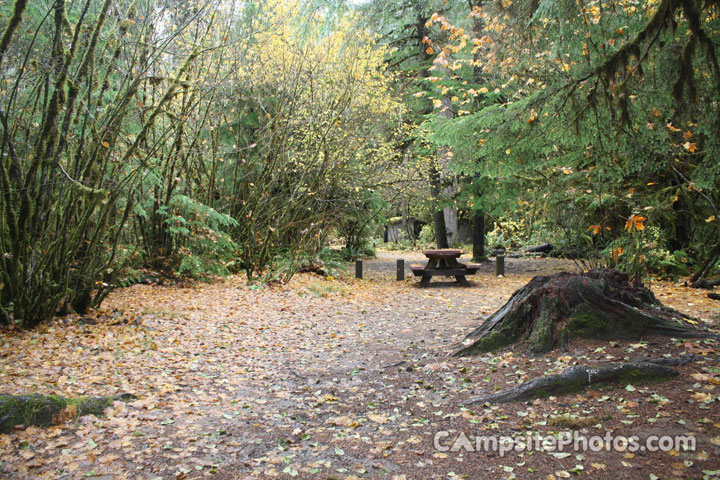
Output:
423 0 720 282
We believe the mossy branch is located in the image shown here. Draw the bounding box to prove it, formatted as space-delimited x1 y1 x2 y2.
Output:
0 392 136 433
0 0 29 66
566 0 719 120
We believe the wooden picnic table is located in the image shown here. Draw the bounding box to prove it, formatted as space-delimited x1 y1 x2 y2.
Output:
410 249 481 287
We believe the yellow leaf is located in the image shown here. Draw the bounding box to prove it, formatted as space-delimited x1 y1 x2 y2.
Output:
368 414 389 424
692 392 714 403
101 141 110 148
706 216 716 223
624 215 647 232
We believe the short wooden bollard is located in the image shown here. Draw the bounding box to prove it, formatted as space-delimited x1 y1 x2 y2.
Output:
496 254 505 276
396 259 404 281
355 260 363 279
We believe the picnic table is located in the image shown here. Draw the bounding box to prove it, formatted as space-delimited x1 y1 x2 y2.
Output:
409 249 481 287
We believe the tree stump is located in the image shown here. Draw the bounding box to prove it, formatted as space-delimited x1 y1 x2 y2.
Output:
454 269 719 356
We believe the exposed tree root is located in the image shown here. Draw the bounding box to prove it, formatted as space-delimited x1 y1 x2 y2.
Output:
691 278 720 289
465 354 697 405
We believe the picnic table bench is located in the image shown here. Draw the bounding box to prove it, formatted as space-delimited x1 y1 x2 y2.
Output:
410 249 481 287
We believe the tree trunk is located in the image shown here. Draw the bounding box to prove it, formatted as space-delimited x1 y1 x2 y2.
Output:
415 9 449 249
437 97 457 247
430 163 449 249
454 269 719 356
443 205 458 247
433 210 449 249
472 210 486 261
401 198 415 243
689 241 720 288
469 4 487 259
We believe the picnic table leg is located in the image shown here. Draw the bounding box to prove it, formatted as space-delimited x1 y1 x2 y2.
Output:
455 275 469 287
420 275 431 287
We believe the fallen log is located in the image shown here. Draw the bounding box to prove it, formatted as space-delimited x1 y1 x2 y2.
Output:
0 392 136 433
525 243 554 253
465 355 696 405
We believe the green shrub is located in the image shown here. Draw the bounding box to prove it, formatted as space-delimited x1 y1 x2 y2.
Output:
339 243 376 261
418 224 435 244
157 195 238 279
604 225 692 280
264 247 347 284
486 218 525 250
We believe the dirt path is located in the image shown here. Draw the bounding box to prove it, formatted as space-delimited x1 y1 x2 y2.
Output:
1 252 719 479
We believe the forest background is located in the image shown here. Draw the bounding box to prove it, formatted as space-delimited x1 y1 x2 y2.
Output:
1 0 719 328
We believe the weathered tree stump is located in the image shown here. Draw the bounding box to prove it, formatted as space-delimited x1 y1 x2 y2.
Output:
454 269 719 356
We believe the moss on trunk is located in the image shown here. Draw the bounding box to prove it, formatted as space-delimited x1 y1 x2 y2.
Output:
454 269 719 355
0 392 135 433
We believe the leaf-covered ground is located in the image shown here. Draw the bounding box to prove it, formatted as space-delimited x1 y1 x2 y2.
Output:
1 252 719 479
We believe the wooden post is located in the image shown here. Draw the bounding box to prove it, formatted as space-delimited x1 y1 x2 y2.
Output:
496 254 505 276
355 260 363 279
396 259 404 281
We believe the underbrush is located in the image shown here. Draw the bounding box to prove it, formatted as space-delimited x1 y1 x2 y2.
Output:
263 247 348 284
